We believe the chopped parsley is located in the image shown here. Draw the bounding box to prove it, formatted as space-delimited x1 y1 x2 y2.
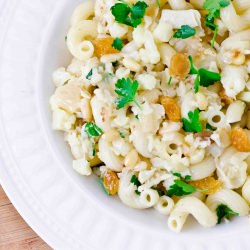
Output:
115 78 141 109
65 36 67 41
86 69 93 80
111 1 148 28
92 144 96 157
112 61 118 67
168 76 172 86
182 109 202 133
119 130 126 138
189 56 221 93
203 0 230 47
152 187 165 196
173 25 196 39
112 38 123 51
172 172 192 180
206 123 216 131
156 0 160 7
131 175 141 195
84 122 103 137
167 179 206 197
216 204 239 224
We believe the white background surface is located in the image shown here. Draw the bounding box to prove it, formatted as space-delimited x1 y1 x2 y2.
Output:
0 0 249 249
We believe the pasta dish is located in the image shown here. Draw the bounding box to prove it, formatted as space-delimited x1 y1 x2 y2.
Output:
50 0 250 232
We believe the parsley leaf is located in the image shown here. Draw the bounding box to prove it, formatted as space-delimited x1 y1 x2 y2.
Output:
189 56 221 93
156 0 160 7
92 144 96 157
112 61 118 67
203 0 230 47
131 175 141 195
206 123 215 131
111 1 148 28
216 204 239 224
188 55 198 74
173 25 196 39
198 68 221 87
168 76 172 86
182 109 202 133
115 78 140 109
119 130 126 138
172 172 192 180
112 38 123 51
86 69 93 80
167 180 204 197
84 122 103 137
204 0 230 17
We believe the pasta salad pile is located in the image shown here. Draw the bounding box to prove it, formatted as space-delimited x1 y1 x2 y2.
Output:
50 0 250 232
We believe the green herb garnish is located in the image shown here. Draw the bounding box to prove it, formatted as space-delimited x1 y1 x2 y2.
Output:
84 122 103 137
86 69 93 80
173 25 196 39
119 131 126 138
216 204 239 224
112 38 123 51
189 56 221 93
131 175 141 195
203 0 230 47
115 78 141 109
112 61 118 67
92 144 96 157
206 123 215 131
152 187 165 196
156 0 160 7
111 1 148 28
182 109 202 133
168 76 172 86
172 172 192 180
167 180 205 197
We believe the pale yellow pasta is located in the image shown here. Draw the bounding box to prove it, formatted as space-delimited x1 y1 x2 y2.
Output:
221 4 250 32
153 22 174 43
159 44 176 67
242 177 250 204
233 0 250 13
70 0 95 26
98 137 123 172
190 157 216 180
168 0 192 10
168 197 217 232
154 196 175 215
160 9 202 28
67 20 98 61
226 100 246 124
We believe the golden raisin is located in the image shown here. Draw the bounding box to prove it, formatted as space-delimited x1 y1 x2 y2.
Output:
191 177 222 195
219 89 233 106
161 96 181 122
93 38 119 57
169 53 190 79
103 170 119 195
231 127 250 152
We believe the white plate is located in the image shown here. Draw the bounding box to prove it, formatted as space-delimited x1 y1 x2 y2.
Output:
0 0 249 249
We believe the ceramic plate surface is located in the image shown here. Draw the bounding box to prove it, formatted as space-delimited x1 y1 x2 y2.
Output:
0 0 249 249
